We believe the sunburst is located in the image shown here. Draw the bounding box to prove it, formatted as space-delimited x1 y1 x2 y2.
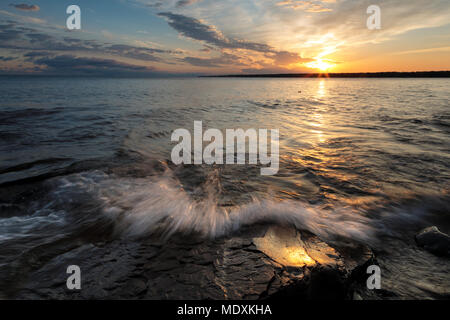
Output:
305 59 335 71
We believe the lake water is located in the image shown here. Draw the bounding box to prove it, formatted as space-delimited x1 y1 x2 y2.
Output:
0 77 449 298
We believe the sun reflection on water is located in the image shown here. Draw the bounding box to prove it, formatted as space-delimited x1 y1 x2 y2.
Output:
317 80 326 98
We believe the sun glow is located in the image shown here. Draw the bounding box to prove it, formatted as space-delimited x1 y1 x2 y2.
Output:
305 58 335 71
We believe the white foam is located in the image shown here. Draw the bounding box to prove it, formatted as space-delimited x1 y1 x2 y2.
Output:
56 170 378 245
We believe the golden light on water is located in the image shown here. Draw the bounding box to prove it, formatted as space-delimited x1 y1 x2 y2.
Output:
317 80 326 98
253 226 342 268
253 226 316 267
310 112 325 142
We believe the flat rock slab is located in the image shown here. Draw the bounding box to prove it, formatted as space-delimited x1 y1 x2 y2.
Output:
253 226 344 268
9 224 373 300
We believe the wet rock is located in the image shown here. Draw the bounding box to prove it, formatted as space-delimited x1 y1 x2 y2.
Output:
307 266 346 300
253 225 345 268
8 224 374 300
123 278 148 297
415 226 450 257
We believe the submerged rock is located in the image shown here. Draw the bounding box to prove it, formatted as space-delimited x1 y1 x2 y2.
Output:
8 224 373 300
415 226 450 257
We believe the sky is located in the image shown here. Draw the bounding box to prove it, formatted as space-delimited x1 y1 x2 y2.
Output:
0 0 449 76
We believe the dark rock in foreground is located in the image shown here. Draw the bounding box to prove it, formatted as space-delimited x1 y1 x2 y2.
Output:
415 226 450 257
9 224 374 300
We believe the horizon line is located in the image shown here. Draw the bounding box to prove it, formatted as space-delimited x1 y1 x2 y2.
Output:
0 71 449 79
202 71 450 78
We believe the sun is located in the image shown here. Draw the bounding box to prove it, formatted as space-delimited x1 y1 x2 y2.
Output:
305 59 335 72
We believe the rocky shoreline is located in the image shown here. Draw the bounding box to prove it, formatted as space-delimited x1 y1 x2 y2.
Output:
7 224 379 300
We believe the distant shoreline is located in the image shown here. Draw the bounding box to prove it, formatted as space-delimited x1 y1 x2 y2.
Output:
201 71 450 78
0 71 449 79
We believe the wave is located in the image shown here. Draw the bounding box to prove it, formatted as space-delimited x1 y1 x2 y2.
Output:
34 169 379 245
2 168 446 248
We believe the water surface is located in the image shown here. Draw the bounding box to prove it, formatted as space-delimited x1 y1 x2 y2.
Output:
0 77 449 298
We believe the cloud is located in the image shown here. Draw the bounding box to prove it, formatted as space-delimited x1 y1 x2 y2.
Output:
33 54 156 76
176 0 202 8
181 53 244 67
158 12 312 70
181 56 221 67
307 0 450 48
138 0 202 9
23 50 53 61
0 20 176 64
241 67 308 74
269 51 313 65
105 44 169 62
9 4 40 12
158 12 273 53
277 0 333 12
0 19 173 75
393 46 450 55
0 21 22 41
0 9 46 24
145 2 163 9
0 56 16 61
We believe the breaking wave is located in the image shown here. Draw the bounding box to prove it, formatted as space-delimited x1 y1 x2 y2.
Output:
2 167 445 249
29 170 383 246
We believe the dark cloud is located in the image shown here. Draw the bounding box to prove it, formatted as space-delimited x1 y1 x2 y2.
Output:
0 20 175 64
0 22 22 41
176 0 202 8
181 53 243 67
182 56 219 67
158 12 273 53
0 56 16 61
34 54 156 76
23 51 54 61
9 4 40 11
0 22 97 51
268 51 313 65
26 32 53 43
0 19 175 75
158 12 313 69
0 12 312 74
104 44 173 62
